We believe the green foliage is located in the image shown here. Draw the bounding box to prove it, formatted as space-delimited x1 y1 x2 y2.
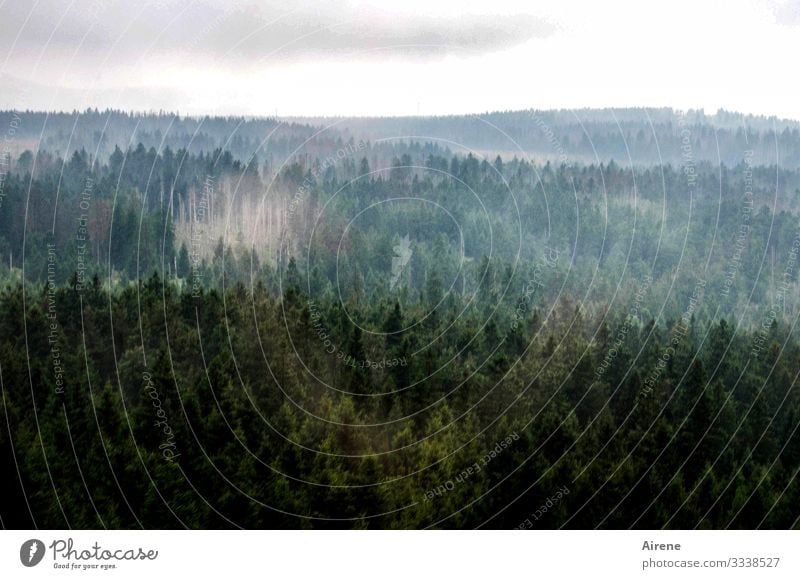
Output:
2 120 800 529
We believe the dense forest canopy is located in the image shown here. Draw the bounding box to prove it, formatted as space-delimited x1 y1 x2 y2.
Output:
1 108 799 529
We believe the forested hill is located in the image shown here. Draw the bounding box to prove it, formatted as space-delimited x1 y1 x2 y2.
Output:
294 108 800 168
0 109 319 162
4 107 800 168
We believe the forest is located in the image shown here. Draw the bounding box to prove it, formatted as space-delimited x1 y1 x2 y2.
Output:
1 108 799 529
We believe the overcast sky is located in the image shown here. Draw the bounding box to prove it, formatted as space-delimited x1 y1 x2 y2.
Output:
1 0 799 118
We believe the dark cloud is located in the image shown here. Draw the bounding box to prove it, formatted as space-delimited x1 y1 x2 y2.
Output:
0 0 557 69
199 5 556 61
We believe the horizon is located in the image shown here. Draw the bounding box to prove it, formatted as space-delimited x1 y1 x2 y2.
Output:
5 105 800 124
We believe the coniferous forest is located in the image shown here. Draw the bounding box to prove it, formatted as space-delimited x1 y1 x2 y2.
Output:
1 108 800 529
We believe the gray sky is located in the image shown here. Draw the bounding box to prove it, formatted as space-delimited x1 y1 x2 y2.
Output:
1 0 800 118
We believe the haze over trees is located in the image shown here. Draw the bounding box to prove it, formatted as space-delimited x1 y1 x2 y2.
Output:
1 108 799 529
